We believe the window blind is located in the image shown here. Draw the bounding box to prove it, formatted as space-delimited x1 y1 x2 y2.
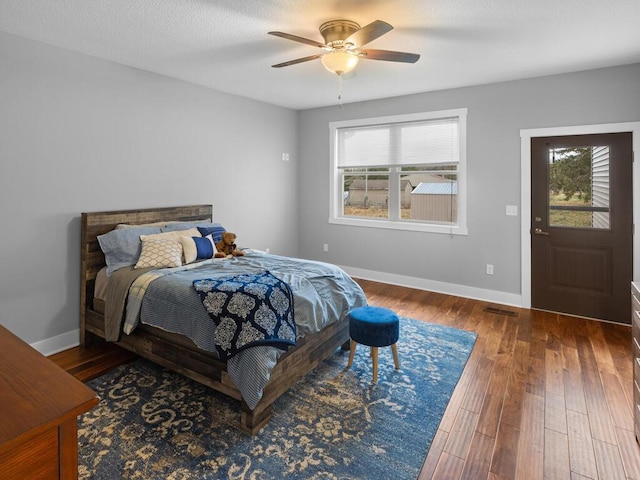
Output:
336 117 459 168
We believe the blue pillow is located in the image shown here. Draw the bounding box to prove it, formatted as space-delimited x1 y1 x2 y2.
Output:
197 224 226 244
97 226 162 275
193 235 215 259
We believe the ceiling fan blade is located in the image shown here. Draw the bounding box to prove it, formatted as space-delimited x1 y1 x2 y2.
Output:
344 20 393 47
268 31 326 48
360 49 420 63
271 54 323 68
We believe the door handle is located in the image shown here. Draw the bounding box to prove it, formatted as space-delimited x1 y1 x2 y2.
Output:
534 228 549 236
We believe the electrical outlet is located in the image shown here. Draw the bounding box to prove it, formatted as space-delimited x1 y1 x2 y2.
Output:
486 264 494 275
281 153 290 162
506 205 518 216
323 244 329 252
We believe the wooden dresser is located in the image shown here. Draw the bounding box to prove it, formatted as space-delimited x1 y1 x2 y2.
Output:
633 282 640 444
0 326 98 479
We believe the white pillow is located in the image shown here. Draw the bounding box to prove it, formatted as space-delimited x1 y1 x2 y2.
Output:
134 238 183 269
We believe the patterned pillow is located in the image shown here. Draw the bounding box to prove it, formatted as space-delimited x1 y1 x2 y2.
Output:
134 238 183 269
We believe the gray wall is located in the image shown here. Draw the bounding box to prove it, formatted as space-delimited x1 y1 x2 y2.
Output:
2 27 638 350
298 63 640 298
0 32 299 349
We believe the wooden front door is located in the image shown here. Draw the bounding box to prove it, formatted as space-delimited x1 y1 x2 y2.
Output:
531 133 633 323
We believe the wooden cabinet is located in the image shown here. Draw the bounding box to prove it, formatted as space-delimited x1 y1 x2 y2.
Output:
632 282 640 444
0 326 98 480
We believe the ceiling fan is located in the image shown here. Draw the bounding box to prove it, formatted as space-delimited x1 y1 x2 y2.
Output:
268 19 420 76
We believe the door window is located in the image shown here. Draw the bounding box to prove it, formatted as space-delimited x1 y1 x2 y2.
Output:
547 146 610 229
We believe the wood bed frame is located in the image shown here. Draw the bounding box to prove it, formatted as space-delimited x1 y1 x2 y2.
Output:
80 205 350 434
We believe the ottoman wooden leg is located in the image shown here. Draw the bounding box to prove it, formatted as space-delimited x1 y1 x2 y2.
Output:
347 340 357 369
391 343 400 370
372 347 379 384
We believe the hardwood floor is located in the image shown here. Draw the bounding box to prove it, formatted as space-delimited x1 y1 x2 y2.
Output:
50 279 640 479
49 340 137 383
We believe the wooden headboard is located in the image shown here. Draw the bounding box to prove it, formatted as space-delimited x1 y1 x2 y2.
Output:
79 204 213 345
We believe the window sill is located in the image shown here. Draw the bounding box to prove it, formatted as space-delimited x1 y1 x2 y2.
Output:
328 216 468 235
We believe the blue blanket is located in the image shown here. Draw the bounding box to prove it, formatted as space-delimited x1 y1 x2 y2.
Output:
193 271 296 361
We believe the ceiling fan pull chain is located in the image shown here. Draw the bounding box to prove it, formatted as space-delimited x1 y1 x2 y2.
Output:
338 73 343 107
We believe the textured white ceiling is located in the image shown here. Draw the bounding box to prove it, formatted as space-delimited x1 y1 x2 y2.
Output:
1 0 639 110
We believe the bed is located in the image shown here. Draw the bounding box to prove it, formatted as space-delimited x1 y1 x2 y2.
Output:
80 205 367 434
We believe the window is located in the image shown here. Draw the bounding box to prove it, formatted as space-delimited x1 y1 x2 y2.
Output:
329 108 467 234
547 145 610 229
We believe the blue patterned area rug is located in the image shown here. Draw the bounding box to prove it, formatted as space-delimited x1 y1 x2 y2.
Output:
78 318 476 480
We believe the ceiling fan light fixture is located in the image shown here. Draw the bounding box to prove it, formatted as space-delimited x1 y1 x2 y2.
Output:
321 51 359 76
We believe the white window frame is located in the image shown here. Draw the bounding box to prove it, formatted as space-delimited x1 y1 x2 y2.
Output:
329 108 468 235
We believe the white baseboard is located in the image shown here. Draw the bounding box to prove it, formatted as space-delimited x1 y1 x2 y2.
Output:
341 265 523 308
31 328 80 357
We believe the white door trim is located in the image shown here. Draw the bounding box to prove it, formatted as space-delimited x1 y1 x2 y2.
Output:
520 122 640 309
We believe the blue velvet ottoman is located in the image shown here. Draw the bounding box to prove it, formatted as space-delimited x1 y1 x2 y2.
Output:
347 306 400 383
